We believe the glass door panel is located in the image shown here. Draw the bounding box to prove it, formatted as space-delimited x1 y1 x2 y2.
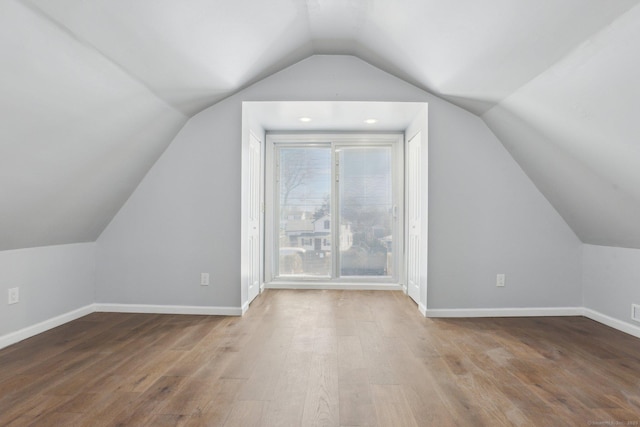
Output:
277 147 331 277
338 146 393 277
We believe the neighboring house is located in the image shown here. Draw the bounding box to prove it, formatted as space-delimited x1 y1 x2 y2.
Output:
283 219 314 248
283 214 352 252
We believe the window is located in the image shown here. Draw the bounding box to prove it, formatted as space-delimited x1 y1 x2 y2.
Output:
266 133 403 284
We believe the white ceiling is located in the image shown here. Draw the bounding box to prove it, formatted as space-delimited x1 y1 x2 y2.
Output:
483 4 640 248
245 101 426 132
3 0 640 249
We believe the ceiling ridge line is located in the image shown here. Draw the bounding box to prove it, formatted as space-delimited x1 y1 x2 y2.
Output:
481 3 640 119
16 0 187 119
298 0 320 53
349 51 472 117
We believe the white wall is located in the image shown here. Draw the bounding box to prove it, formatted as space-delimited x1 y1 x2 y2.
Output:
583 244 640 330
95 55 582 312
0 243 95 338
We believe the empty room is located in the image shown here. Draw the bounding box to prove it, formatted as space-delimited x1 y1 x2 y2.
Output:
2 0 640 425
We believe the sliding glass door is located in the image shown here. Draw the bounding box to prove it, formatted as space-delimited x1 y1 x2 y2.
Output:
268 134 402 284
338 146 394 278
277 146 332 277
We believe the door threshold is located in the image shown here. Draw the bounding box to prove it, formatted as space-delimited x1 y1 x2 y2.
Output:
265 282 402 291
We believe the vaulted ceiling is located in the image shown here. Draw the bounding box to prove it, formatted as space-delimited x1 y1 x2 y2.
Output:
2 0 640 250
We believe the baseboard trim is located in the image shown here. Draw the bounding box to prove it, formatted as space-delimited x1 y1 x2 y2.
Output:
425 307 583 318
94 303 243 316
241 301 249 315
583 308 640 339
0 304 94 350
4 304 639 352
418 302 427 317
0 302 244 350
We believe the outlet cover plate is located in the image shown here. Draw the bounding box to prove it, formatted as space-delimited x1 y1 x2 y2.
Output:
8 287 19 304
496 274 506 287
632 304 640 323
200 273 210 286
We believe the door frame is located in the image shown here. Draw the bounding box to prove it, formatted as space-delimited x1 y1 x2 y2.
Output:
265 133 404 288
247 131 263 305
241 101 428 314
405 131 421 305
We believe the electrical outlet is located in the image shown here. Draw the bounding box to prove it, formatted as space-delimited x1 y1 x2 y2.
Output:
496 274 505 287
200 273 210 286
632 304 640 323
8 287 19 304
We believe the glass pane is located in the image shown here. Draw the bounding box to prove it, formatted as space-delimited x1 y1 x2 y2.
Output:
339 147 393 277
278 147 332 277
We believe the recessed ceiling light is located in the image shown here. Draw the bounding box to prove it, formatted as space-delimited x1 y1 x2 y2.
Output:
299 117 312 122
364 118 378 124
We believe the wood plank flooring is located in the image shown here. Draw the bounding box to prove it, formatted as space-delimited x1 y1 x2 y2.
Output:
1 290 640 426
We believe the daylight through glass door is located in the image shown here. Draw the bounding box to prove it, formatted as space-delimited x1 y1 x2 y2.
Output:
338 146 393 277
273 136 401 283
277 146 332 277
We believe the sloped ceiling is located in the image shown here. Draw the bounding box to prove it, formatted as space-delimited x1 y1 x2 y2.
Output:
2 0 640 250
483 5 640 248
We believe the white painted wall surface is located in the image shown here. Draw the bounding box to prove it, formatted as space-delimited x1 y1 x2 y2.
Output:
0 243 95 337
583 244 640 327
95 55 581 311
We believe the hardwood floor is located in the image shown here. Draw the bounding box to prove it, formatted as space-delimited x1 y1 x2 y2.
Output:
1 290 640 426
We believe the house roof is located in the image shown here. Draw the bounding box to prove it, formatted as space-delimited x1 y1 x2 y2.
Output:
2 0 640 250
285 220 314 233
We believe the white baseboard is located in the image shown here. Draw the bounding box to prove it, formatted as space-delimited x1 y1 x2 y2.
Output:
425 306 640 339
0 304 94 350
425 307 583 318
0 302 243 351
4 304 639 352
94 303 243 316
583 308 640 339
241 301 249 315
418 302 427 317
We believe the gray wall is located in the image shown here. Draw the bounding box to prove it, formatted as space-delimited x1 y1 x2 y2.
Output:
0 242 95 336
583 244 640 325
95 55 582 310
429 102 582 309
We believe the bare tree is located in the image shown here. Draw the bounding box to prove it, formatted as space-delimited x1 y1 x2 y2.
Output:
280 148 318 210
280 149 311 207
313 194 330 220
